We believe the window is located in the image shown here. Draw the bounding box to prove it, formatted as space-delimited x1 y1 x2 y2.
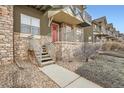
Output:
66 25 73 42
74 28 82 42
99 26 101 30
21 14 31 34
21 14 40 35
60 24 73 42
94 25 96 29
60 23 84 42
88 36 92 40
31 17 40 35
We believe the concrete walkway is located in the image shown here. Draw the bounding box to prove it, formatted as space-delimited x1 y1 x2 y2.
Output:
39 64 102 88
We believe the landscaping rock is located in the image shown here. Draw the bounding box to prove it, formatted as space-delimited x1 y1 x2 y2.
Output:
0 62 59 88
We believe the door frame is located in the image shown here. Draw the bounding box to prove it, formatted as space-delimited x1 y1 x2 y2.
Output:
51 22 60 42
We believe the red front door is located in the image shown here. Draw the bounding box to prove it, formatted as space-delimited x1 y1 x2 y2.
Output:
51 23 59 42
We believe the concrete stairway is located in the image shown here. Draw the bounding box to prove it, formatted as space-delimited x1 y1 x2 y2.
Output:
41 45 55 66
28 35 55 66
29 39 55 66
30 43 42 66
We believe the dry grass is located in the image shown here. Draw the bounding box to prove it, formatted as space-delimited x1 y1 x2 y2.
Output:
76 55 124 88
102 41 124 52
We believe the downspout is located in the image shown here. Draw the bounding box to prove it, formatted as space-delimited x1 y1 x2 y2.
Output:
13 6 23 69
92 24 94 43
13 6 15 65
80 6 90 62
13 6 18 68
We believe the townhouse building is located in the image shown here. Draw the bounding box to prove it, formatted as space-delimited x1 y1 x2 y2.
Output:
118 33 124 41
105 23 119 41
91 16 120 43
48 5 92 61
0 5 92 65
92 16 108 43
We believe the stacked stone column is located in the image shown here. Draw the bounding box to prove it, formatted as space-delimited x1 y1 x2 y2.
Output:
0 6 13 65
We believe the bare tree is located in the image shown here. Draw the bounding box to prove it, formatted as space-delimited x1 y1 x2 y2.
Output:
81 42 100 62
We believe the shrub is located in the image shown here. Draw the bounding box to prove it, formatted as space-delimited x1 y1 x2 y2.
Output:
73 43 101 62
102 41 124 52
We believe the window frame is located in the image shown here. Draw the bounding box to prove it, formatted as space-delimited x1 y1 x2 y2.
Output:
20 14 40 35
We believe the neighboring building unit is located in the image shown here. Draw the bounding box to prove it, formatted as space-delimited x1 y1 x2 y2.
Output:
91 16 120 43
118 33 124 41
92 16 108 43
48 5 92 62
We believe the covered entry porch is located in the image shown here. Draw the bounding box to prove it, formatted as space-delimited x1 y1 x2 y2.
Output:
48 8 86 62
48 8 84 43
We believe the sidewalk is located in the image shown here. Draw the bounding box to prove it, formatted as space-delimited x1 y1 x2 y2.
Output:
39 64 102 88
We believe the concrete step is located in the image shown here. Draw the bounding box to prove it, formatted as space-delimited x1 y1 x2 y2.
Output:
42 51 48 53
42 57 52 62
42 45 45 47
35 53 42 55
42 52 48 55
41 61 55 66
42 48 46 50
42 46 46 48
42 50 47 52
36 56 42 60
42 54 50 58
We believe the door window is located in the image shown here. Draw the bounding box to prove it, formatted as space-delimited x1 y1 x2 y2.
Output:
66 25 73 42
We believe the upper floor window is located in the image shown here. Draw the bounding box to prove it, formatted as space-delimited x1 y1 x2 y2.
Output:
94 24 97 29
99 26 102 30
75 28 82 42
21 14 40 35
65 25 73 42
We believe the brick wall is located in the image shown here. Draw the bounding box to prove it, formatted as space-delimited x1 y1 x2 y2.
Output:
0 6 13 65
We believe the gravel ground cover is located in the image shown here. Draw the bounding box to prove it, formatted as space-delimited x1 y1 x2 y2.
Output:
0 62 59 88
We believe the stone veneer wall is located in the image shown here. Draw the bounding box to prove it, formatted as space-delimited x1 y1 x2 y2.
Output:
0 6 13 65
55 42 83 62
14 32 29 62
14 33 52 62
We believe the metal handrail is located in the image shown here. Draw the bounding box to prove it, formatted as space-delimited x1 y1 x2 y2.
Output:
93 27 100 32
45 35 56 61
28 35 42 65
82 11 92 23
69 6 92 24
101 27 107 34
107 30 113 36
